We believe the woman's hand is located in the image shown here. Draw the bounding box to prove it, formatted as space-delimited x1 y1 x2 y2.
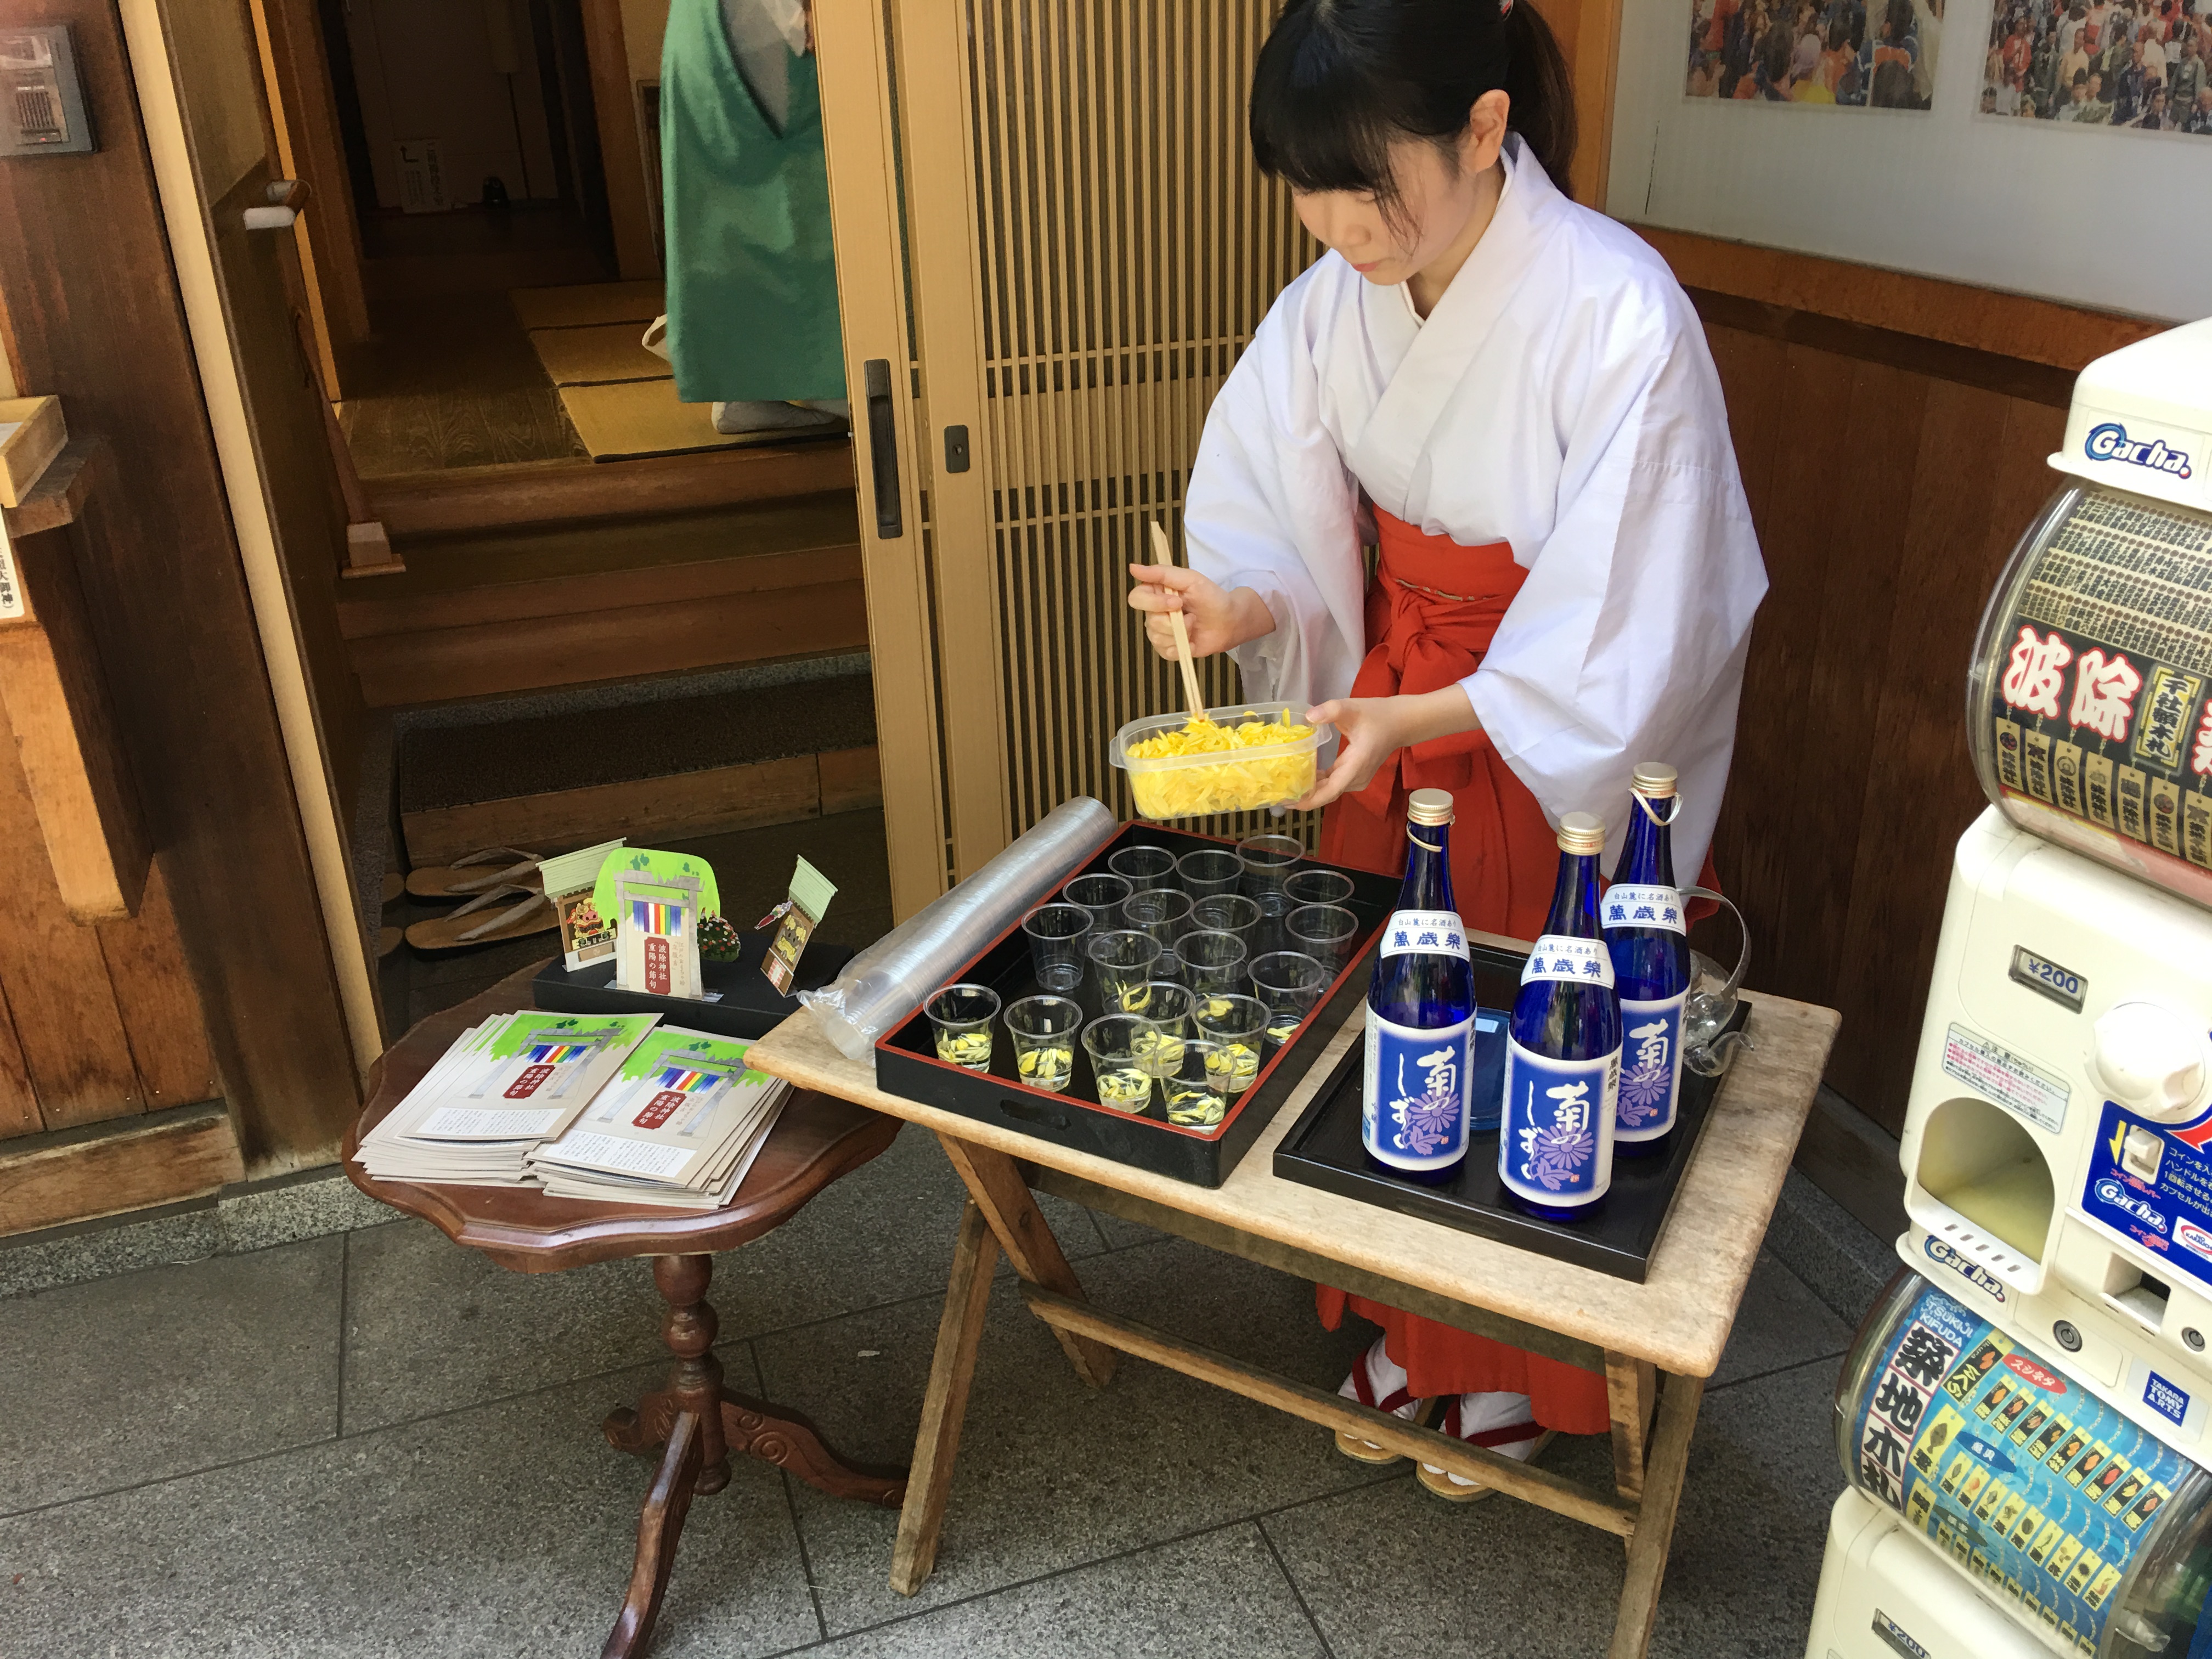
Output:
1292 686 1483 811
1291 698 1413 810
1125 563 1274 661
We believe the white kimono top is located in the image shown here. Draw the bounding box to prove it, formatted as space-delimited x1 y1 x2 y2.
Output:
1182 136 1768 875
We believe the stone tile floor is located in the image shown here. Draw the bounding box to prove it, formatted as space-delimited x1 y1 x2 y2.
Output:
0 1126 1864 1658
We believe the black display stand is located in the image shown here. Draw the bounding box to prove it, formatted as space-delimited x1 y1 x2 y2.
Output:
532 930 855 1042
1272 1001 1752 1282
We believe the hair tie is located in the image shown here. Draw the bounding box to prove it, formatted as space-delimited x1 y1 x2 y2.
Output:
1499 0 1515 15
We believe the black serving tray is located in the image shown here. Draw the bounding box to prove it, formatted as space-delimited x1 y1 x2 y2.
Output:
874 822 1401 1188
533 929 856 1042
1273 984 1752 1282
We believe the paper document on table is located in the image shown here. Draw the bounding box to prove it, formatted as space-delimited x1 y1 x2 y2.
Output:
354 1010 659 1187
529 1026 788 1205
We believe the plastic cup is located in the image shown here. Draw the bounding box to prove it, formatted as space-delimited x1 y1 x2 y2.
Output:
1082 1015 1156 1112
1161 1040 1229 1127
1127 981 1194 1076
1107 845 1178 890
1087 929 1164 1013
1063 872 1134 934
1236 832 1305 898
1190 893 1260 947
1022 903 1094 995
1249 951 1329 1045
1176 847 1243 899
926 983 1001 1071
1192 992 1267 1093
1178 928 1249 996
1122 888 1194 950
1288 903 1361 973
1005 994 1083 1092
1284 868 1356 909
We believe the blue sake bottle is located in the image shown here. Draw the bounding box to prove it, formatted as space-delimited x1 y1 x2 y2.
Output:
1499 812 1622 1218
1603 763 1692 1159
1362 788 1476 1184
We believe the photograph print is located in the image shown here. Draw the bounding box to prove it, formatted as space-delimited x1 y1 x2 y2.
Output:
1686 0 1944 105
1983 0 2212 132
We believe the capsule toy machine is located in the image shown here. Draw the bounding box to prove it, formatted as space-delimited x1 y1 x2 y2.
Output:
1808 317 2212 1659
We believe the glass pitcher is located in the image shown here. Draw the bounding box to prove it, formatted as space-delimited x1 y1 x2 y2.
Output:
1678 887 1753 1077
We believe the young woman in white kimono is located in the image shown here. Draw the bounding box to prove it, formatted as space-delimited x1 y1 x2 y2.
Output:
1128 0 1766 1499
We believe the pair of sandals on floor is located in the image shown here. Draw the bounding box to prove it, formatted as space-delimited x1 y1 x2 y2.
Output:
399 847 558 953
1336 1336 1555 1502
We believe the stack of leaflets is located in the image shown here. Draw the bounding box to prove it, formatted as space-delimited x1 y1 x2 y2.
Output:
526 1027 789 1207
356 1011 661 1186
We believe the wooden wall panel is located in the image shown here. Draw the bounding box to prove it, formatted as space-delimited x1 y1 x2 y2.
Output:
0 0 359 1169
97 860 223 1113
1697 311 2075 1136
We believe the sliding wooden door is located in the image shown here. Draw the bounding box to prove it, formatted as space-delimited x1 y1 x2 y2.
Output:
817 0 1317 906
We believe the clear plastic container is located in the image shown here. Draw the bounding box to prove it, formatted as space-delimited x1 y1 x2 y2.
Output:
1108 702 1330 820
1836 1271 2212 1657
1967 480 2212 912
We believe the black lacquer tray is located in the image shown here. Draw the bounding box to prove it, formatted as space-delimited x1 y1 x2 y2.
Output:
532 930 856 1042
1273 988 1751 1282
874 822 1400 1188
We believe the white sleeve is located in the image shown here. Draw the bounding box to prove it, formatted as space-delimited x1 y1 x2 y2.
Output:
1181 278 1368 723
1462 311 1767 876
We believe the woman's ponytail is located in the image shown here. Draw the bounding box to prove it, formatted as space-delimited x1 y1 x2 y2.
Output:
1503 3 1579 199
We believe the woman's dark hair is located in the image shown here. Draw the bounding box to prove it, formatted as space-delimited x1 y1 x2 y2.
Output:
1249 0 1579 212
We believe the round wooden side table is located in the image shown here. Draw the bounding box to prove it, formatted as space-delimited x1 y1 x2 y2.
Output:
344 963 906 1658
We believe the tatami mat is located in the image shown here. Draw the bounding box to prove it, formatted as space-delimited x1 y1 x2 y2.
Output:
507 280 665 331
526 323 671 387
556 378 842 461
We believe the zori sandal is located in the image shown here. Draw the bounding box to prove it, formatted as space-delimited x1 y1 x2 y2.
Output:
403 884 557 952
1333 1336 1435 1464
1415 1392 1556 1502
405 847 546 901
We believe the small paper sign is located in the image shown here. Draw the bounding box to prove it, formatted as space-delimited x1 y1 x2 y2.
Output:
761 856 837 995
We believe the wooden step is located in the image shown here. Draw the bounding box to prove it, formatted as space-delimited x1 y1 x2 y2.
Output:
366 438 855 538
397 674 882 867
338 495 868 707
400 745 882 868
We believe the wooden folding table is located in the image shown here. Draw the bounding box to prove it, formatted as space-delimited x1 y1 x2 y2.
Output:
749 988 1838 1659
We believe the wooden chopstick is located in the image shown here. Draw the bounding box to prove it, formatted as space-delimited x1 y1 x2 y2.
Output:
1149 520 1208 724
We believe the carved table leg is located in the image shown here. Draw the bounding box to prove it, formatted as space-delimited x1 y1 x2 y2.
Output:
601 1254 910 1656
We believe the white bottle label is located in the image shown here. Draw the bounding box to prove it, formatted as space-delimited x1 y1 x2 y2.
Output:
1498 1038 1618 1206
1378 910 1469 961
1601 884 1686 936
1520 934 1616 989
1362 1007 1475 1172
1616 990 1688 1141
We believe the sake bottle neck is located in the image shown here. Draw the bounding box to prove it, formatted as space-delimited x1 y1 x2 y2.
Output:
1401 817 1458 915
1615 791 1678 887
1544 850 1604 939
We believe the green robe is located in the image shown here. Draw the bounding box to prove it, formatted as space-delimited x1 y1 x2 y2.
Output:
659 0 845 403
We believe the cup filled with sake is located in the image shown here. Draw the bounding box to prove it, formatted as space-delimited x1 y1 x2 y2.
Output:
1082 1014 1157 1113
1005 994 1082 1092
926 984 1000 1071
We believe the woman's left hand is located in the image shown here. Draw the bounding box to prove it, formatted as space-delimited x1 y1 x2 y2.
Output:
1290 686 1484 812
1290 698 1410 811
